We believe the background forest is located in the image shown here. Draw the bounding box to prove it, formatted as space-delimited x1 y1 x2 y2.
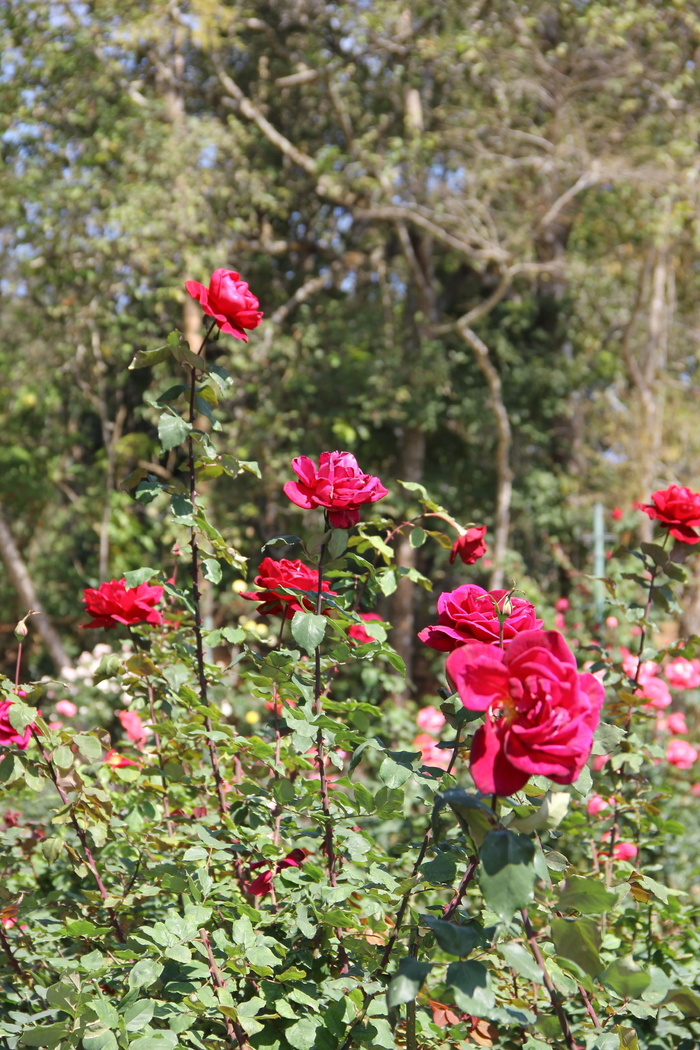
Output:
1 0 700 684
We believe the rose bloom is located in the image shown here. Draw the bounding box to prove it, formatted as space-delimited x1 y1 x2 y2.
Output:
118 710 149 748
587 794 611 817
245 849 307 897
613 842 638 862
666 738 699 769
104 749 140 769
446 630 604 796
665 657 700 691
55 699 78 718
640 676 672 710
663 711 689 735
348 612 383 645
185 269 263 341
82 578 164 630
283 451 388 528
639 484 700 544
418 584 543 653
449 526 487 566
413 732 451 771
0 699 33 750
416 706 447 734
611 507 623 521
554 597 569 613
240 557 336 618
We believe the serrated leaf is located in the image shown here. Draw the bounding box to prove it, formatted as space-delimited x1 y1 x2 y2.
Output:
8 702 36 733
202 558 222 584
498 941 544 983
291 611 327 655
479 830 536 920
327 528 348 560
158 413 191 451
124 567 158 588
285 1017 320 1050
74 733 104 761
128 959 163 990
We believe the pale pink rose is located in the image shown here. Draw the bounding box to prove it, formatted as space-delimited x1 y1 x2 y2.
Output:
55 700 78 718
48 721 63 731
665 712 688 735
641 677 672 710
587 794 610 816
118 710 149 748
554 613 566 630
621 647 659 681
592 754 610 771
666 738 699 769
413 733 451 771
416 707 446 734
613 842 638 861
665 657 700 691
690 783 700 797
605 616 619 628
554 597 569 612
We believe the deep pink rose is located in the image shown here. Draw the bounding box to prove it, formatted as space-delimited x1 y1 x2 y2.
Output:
348 612 383 645
55 700 77 718
418 585 543 653
82 578 164 630
0 700 32 750
283 451 388 528
640 677 672 710
611 507 623 521
244 848 307 897
240 557 336 618
118 710 149 748
586 794 611 817
185 269 263 342
104 749 140 769
639 484 700 544
446 630 604 795
449 526 487 566
613 842 638 862
665 657 700 691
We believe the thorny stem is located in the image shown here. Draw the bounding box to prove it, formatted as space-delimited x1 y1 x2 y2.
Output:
442 855 478 920
0 925 24 977
146 680 174 835
521 908 577 1050
199 927 248 1048
30 727 125 942
313 527 338 886
187 317 228 815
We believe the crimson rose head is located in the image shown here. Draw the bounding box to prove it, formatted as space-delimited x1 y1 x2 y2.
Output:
639 484 700 544
240 557 337 618
446 629 604 796
0 699 33 751
82 578 164 629
283 451 388 528
449 525 487 565
185 268 263 342
418 584 542 652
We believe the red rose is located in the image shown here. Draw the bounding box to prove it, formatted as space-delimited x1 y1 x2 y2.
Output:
82 578 164 629
185 269 263 342
348 612 383 645
449 526 487 565
639 484 700 544
283 451 388 528
240 557 337 618
446 630 604 795
418 584 542 652
244 848 307 897
0 700 32 750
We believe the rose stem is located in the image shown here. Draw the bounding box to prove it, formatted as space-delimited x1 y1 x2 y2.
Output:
146 679 174 835
521 907 576 1050
186 316 228 815
0 926 24 977
30 727 125 942
199 927 248 1047
313 525 337 885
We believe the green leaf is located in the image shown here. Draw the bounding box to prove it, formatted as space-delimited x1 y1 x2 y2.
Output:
378 754 414 788
498 942 544 983
551 918 603 978
41 837 64 864
124 567 158 588
74 733 103 761
327 528 348 560
82 1028 118 1050
93 654 122 682
202 558 222 584
662 987 700 1017
8 702 36 733
129 344 172 369
600 957 651 999
509 790 569 832
445 960 495 1015
128 958 164 990
640 542 668 566
386 958 432 1008
557 875 616 915
53 745 73 769
420 851 457 885
158 413 192 451
291 611 327 655
19 1024 70 1047
285 1017 320 1050
123 1000 155 1031
592 721 625 755
409 526 426 548
128 1035 178 1050
479 830 536 920
422 916 481 957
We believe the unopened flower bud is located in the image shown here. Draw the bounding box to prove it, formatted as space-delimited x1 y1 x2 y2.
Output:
14 620 29 641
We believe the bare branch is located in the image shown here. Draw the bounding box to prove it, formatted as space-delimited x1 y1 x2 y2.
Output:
538 168 601 230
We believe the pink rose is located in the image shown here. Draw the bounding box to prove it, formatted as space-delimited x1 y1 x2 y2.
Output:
348 612 383 645
82 578 164 630
640 677 672 710
283 451 388 528
418 585 543 653
118 710 149 748
446 630 604 795
666 738 698 769
665 657 700 691
240 557 336 618
605 616 619 629
244 849 307 897
416 706 447 734
449 526 487 566
554 597 569 613
185 269 263 342
55 700 78 718
587 794 611 817
413 733 451 771
613 842 638 862
639 484 700 544
611 508 623 521
664 711 688 735
104 749 140 769
0 699 33 750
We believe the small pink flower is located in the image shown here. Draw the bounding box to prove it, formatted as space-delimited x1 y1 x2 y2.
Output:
48 721 63 730
554 613 566 630
284 451 388 528
641 677 672 710
666 738 699 769
605 616 619 629
413 733 451 771
613 842 638 861
185 269 263 342
55 700 78 718
611 508 623 521
449 526 487 566
416 707 446 734
104 749 140 769
665 657 700 691
554 597 569 613
665 712 688 735
587 794 610 816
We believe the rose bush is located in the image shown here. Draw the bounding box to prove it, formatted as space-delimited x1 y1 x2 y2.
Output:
283 450 388 527
418 583 542 651
0 698 32 749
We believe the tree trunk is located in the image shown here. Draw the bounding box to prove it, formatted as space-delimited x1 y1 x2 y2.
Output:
0 508 72 673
